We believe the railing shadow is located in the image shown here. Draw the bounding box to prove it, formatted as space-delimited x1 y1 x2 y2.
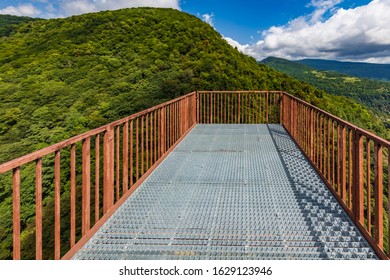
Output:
267 124 377 259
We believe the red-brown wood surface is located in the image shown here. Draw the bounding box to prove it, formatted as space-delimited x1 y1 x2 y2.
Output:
103 127 114 213
82 138 91 236
123 122 129 194
353 133 364 225
95 135 100 223
129 120 134 187
70 144 76 248
35 158 43 260
388 152 390 258
54 150 61 260
374 144 383 249
12 167 20 260
367 140 372 234
115 126 120 202
135 119 139 181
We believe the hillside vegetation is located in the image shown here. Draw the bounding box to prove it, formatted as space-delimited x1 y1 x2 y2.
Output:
297 58 390 81
0 14 39 37
0 8 388 259
262 57 390 128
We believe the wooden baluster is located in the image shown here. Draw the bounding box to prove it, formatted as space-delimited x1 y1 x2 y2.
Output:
82 137 91 236
13 167 21 260
367 140 372 234
70 144 76 247
35 158 42 259
353 133 364 225
95 135 100 223
103 127 114 213
374 143 383 249
54 150 61 260
123 122 129 193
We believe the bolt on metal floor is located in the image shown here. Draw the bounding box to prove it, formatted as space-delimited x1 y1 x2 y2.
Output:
73 124 377 260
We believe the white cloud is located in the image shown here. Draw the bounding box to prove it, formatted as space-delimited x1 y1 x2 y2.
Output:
306 0 343 22
0 3 41 17
201 13 215 27
225 0 390 63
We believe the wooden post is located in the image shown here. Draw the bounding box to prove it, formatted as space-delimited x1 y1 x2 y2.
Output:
70 144 76 247
13 167 21 260
82 137 91 236
54 150 61 260
103 126 114 213
123 122 129 193
374 143 383 249
35 158 42 260
95 135 100 223
353 132 364 225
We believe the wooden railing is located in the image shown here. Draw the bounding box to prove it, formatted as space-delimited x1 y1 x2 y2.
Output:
0 92 196 260
0 90 388 259
282 92 389 259
197 91 283 124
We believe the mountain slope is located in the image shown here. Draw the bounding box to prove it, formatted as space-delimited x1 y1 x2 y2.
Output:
0 8 388 259
262 57 390 120
297 59 390 81
0 14 40 37
1 8 386 165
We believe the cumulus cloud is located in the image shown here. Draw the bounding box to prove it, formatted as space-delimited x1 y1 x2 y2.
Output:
0 0 180 18
0 3 41 17
201 13 215 27
225 0 390 63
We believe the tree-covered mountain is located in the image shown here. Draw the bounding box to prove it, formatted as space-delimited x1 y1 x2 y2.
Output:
297 58 390 81
261 57 390 128
0 8 388 259
0 14 40 37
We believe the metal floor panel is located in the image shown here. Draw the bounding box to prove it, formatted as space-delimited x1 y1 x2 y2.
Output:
73 124 377 260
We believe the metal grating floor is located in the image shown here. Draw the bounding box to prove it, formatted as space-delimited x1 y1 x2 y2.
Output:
73 124 377 260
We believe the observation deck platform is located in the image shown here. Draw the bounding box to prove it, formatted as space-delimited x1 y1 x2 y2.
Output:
73 124 376 260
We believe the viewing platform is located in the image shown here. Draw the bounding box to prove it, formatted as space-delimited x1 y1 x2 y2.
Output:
1 91 388 260
72 124 376 260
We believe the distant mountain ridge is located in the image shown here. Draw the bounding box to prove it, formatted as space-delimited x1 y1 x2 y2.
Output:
296 59 390 81
261 57 390 125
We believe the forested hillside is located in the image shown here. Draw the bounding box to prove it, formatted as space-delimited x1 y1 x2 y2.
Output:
0 14 39 37
0 8 388 259
262 57 390 128
297 58 390 81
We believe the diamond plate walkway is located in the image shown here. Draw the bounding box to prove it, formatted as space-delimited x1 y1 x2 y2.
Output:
73 124 377 260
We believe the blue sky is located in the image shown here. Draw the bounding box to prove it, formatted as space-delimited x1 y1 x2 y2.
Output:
1 0 389 63
181 0 371 44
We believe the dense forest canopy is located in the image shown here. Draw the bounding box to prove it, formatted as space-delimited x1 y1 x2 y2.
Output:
0 8 388 259
0 14 39 37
